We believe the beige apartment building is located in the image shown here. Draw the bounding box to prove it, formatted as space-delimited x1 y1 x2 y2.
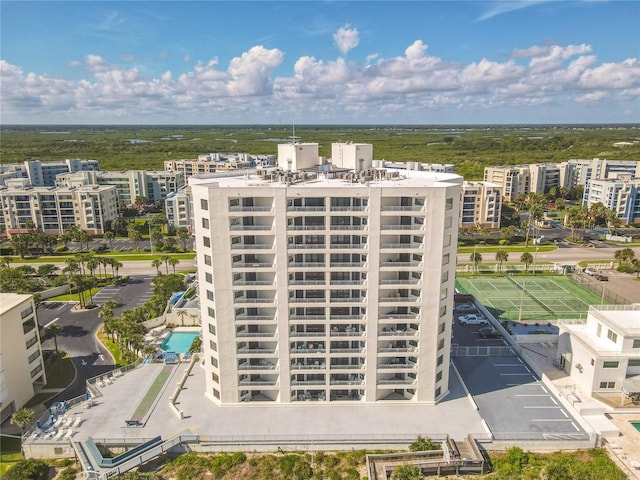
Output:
0 179 118 236
190 142 462 406
460 182 502 229
0 294 46 423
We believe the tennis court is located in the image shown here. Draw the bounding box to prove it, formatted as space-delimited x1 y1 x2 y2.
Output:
455 275 606 322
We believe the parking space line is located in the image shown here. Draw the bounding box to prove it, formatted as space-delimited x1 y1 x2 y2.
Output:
571 422 579 431
523 406 562 409
493 363 522 366
500 373 534 376
524 366 531 373
517 358 523 363
532 419 575 422
44 317 60 328
540 386 548 393
551 397 558 405
561 409 568 417
515 394 552 397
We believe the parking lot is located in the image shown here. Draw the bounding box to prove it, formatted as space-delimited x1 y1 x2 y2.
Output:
451 303 587 439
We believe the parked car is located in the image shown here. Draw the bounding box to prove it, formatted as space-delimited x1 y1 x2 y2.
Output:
584 267 597 276
478 326 501 338
455 303 476 313
457 314 488 326
595 273 608 281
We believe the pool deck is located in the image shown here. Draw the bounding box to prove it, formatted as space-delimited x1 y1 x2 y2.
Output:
55 361 487 447
144 326 201 352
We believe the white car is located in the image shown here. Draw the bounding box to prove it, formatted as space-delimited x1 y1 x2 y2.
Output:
457 314 488 326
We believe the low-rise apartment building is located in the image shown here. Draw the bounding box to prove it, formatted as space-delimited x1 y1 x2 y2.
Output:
557 305 640 400
583 175 640 225
0 159 100 187
483 166 531 202
0 180 119 236
165 187 193 231
460 182 502 229
0 293 46 423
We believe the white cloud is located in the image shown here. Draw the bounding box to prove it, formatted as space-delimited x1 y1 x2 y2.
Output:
1 40 639 123
333 24 359 55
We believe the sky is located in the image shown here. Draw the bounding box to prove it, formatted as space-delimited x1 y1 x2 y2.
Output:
1 1 639 125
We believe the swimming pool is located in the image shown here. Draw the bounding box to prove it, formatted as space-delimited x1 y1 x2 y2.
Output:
160 331 200 353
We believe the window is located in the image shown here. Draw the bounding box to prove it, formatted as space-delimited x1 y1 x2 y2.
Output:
203 236 211 247
207 307 215 318
599 382 615 389
212 372 219 383
21 305 34 319
445 216 452 228
440 287 448 301
438 323 446 334
25 335 38 349
628 359 640 367
439 305 447 317
443 235 451 247
210 356 218 367
442 254 450 266
204 254 212 266
213 388 220 399
200 198 209 210
30 364 43 378
205 272 213 283
633 339 640 348
607 329 618 343
435 387 442 397
28 350 41 363
437 338 445 350
210 340 218 352
596 323 602 337
445 198 453 210
603 361 619 369
436 370 443 382
206 290 214 301
202 218 210 229
437 354 444 366
208 323 216 335
22 319 36 334
441 271 449 283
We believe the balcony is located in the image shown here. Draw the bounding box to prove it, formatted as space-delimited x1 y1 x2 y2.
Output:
330 327 365 337
380 205 424 212
289 297 326 304
378 345 418 353
379 295 421 303
233 297 276 304
233 280 275 286
330 279 366 286
231 244 274 250
290 330 326 337
380 224 425 231
290 343 325 354
289 314 326 321
288 280 326 286
229 206 273 212
230 224 273 231
235 315 276 322
288 262 326 268
237 362 277 370
329 224 367 231
287 206 326 212
330 363 365 370
238 378 278 386
377 360 417 369
379 260 421 268
330 297 365 303
379 279 421 286
288 243 326 250
380 243 424 249
236 331 277 338
329 261 367 268
379 328 418 337
329 243 367 249
237 346 277 354
291 361 326 370
233 262 274 268
330 376 364 385
330 205 367 212
379 313 418 320
287 225 326 231
377 377 416 385
291 379 326 386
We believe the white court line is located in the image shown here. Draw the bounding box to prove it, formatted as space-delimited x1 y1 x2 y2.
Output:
44 317 60 328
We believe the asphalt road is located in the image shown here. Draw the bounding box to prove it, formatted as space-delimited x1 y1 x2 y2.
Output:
37 275 155 405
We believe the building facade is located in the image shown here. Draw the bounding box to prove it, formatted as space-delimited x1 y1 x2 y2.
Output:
0 180 119 236
582 175 640 225
0 159 100 187
191 148 461 406
164 153 257 182
558 305 640 398
483 166 531 202
460 182 502 229
165 187 193 231
0 294 46 423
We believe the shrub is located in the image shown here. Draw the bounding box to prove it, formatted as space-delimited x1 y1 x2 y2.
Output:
617 265 634 273
4 459 50 480
55 245 68 252
58 466 79 480
409 435 439 452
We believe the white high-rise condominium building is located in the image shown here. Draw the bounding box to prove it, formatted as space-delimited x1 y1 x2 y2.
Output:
191 143 462 406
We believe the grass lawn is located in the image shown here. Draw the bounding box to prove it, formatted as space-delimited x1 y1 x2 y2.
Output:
0 436 23 477
456 274 606 322
43 354 76 389
457 244 557 254
48 287 101 303
97 327 124 366
24 393 56 409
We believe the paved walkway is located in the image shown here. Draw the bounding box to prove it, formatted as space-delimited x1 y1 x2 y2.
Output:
60 362 486 447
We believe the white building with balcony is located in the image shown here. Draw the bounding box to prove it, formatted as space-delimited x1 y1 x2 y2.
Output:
190 144 461 406
557 305 640 402
0 294 46 423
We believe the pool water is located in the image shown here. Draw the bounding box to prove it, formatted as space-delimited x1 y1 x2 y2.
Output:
160 331 200 353
632 422 640 432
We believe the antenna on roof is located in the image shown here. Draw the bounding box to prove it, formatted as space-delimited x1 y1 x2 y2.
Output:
289 119 300 144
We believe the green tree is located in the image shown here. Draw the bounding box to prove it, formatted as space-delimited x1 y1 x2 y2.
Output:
391 464 421 480
103 230 115 250
495 250 509 272
151 258 163 276
632 258 640 278
46 322 63 353
614 247 635 266
168 256 180 274
11 407 35 445
521 252 534 272
409 435 439 451
128 225 142 251
4 459 49 480
176 227 191 250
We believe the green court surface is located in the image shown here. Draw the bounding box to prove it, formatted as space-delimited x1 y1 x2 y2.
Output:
455 275 607 322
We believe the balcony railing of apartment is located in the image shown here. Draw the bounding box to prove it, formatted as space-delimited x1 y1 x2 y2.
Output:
377 378 417 385
379 260 421 267
288 280 326 286
233 297 277 304
329 261 367 268
287 225 326 230
291 362 326 370
236 331 277 338
231 244 275 250
289 314 326 321
379 328 418 336
330 329 366 337
330 378 364 385
237 347 277 354
329 279 366 285
235 315 276 322
378 313 418 320
379 279 421 285
233 280 275 286
330 206 367 212
291 379 326 386
377 361 417 369
229 206 273 212
330 347 365 353
330 243 367 249
288 262 326 268
237 363 277 370
290 347 325 354
287 206 326 212
329 225 367 230
378 346 418 353
290 331 326 337
380 205 424 212
379 296 421 303
380 224 425 230
380 243 424 249
330 363 365 370
330 297 366 303
289 298 326 303
288 243 326 249
238 378 278 386
233 262 275 268
230 225 274 231
329 314 366 320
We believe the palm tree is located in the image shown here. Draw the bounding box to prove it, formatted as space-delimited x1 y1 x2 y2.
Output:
151 259 163 276
168 257 180 274
520 252 534 272
103 231 115 250
614 247 635 266
0 256 11 268
495 250 509 272
175 309 188 325
176 227 191 250
469 252 482 273
632 258 640 278
46 322 63 353
161 255 171 275
11 407 35 446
